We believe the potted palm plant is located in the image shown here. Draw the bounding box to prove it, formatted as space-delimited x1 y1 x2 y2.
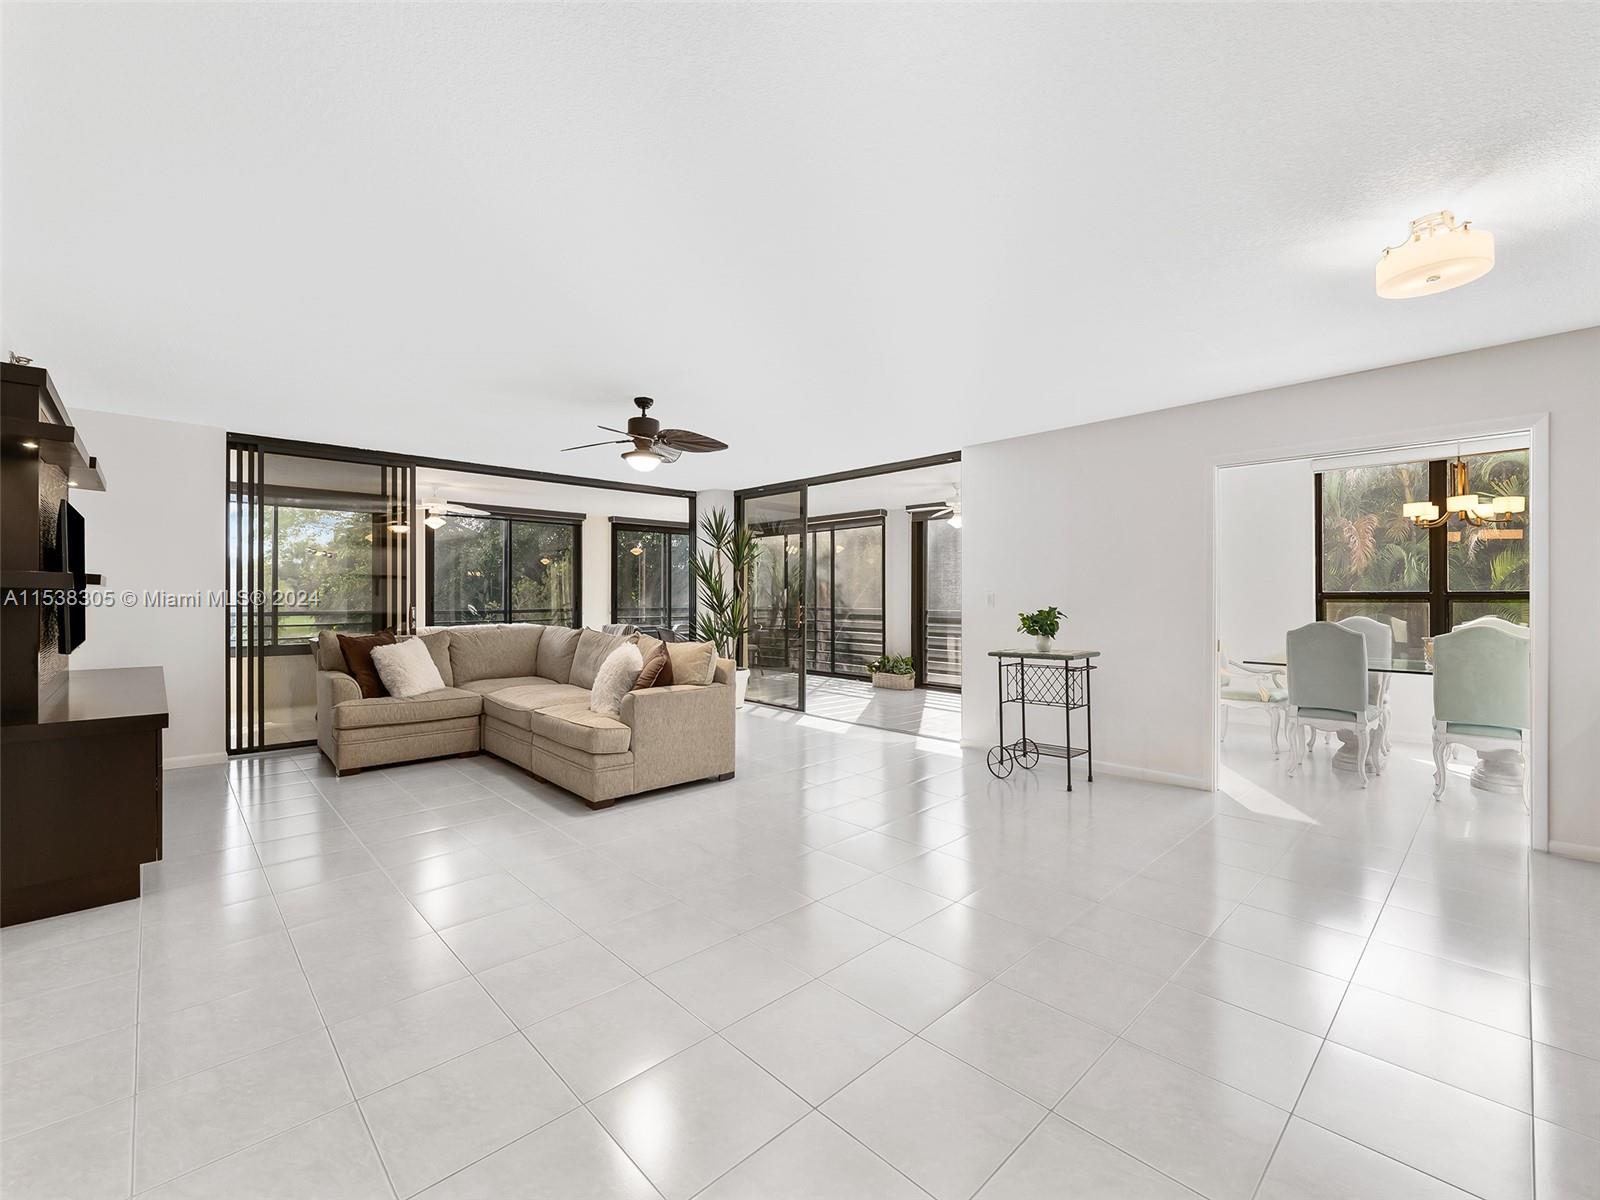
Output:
692 507 758 707
1018 605 1065 653
867 654 916 690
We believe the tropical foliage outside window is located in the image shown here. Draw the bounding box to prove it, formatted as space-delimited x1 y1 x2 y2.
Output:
260 504 380 644
1317 450 1529 654
428 514 577 626
612 526 693 633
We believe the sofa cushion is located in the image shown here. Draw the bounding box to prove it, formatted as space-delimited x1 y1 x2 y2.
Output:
481 683 593 729
535 625 582 684
372 637 448 698
526 702 633 755
417 630 454 687
664 640 717 687
449 624 542 684
457 676 546 695
315 630 346 672
570 629 631 690
332 687 483 730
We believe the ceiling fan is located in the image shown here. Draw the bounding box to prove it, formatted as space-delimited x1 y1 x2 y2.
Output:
562 397 729 473
420 489 490 530
911 485 962 528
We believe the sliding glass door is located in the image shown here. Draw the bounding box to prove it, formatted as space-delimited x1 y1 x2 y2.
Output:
227 442 413 752
913 513 962 689
805 514 885 678
741 486 806 709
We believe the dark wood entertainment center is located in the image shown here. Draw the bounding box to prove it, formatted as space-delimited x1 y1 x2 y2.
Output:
1 361 168 926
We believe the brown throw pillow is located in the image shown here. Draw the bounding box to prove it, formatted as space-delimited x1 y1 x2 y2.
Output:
338 630 396 698
633 644 672 689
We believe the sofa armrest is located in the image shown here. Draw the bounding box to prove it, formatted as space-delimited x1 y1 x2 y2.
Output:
317 669 361 715
619 678 735 788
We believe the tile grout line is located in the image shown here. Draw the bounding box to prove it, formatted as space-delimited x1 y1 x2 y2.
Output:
230 759 405 1200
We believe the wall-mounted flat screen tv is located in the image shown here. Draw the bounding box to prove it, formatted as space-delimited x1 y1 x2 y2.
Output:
44 499 88 654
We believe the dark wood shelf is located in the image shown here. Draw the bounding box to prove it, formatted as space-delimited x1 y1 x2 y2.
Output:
1 570 76 590
2 416 106 491
2 666 169 741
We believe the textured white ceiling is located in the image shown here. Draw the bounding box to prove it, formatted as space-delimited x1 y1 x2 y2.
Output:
3 3 1597 491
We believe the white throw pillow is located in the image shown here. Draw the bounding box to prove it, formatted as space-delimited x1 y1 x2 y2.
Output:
589 642 644 716
370 636 447 698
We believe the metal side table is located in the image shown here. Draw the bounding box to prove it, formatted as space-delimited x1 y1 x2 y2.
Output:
986 648 1098 788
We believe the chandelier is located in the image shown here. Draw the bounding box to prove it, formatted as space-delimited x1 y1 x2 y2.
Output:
1402 458 1525 528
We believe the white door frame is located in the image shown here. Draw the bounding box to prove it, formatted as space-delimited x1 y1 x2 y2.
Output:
1208 414 1550 852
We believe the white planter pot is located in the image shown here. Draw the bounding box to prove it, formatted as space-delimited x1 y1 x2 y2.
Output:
734 667 751 708
1034 634 1054 653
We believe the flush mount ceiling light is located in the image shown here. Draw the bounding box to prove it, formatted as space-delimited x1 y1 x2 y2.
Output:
1376 211 1494 299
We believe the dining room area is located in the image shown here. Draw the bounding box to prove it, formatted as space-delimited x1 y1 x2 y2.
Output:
1214 433 1539 809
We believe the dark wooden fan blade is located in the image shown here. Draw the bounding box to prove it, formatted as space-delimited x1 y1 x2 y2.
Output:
562 438 631 452
657 429 728 453
654 442 683 464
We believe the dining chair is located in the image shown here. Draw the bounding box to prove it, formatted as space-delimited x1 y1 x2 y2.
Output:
1336 614 1395 761
1430 622 1531 801
1218 642 1289 755
1285 621 1382 785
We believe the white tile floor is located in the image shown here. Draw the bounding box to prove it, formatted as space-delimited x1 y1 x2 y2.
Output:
802 675 964 742
3 710 1597 1199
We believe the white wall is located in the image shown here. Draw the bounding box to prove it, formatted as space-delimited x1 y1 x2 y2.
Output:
67 409 227 766
962 328 1599 855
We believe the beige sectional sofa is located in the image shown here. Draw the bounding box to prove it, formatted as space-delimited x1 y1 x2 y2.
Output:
314 624 735 808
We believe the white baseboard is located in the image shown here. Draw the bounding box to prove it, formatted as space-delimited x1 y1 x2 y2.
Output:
163 751 228 770
1094 760 1210 791
1548 840 1600 864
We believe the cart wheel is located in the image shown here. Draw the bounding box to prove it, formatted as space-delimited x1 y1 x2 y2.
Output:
986 746 1014 779
1015 738 1040 769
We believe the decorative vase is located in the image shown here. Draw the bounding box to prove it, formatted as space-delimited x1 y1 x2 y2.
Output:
734 667 751 708
1034 634 1054 653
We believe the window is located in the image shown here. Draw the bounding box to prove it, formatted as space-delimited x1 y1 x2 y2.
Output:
914 514 962 688
1316 449 1529 653
427 512 579 626
263 503 382 645
805 515 885 677
612 523 692 634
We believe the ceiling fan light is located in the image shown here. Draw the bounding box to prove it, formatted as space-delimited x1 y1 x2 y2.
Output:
622 448 662 472
948 512 963 529
389 522 410 534
1376 211 1494 299
424 514 447 530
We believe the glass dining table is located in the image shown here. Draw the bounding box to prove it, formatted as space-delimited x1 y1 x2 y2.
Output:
1242 655 1433 675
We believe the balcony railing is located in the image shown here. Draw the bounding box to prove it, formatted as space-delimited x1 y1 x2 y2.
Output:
806 606 885 676
925 607 962 687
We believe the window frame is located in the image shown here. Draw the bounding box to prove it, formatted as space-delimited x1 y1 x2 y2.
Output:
424 504 583 628
610 518 693 633
911 509 963 692
804 509 887 679
1314 456 1530 639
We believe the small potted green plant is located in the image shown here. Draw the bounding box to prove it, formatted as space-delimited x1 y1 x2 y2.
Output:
866 654 916 691
1018 605 1065 653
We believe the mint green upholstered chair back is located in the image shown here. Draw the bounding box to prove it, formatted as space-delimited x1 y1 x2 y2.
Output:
1337 615 1392 706
1287 622 1368 716
1432 625 1530 731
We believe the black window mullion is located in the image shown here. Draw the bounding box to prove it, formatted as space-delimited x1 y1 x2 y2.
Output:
1428 458 1448 640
